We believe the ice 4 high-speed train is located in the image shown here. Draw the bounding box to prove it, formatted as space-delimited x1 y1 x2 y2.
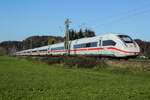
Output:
15 34 140 57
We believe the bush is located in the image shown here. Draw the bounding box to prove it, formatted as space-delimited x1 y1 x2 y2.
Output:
17 55 109 69
64 56 101 68
96 59 109 69
24 56 33 61
45 56 64 65
63 56 79 67
0 47 7 56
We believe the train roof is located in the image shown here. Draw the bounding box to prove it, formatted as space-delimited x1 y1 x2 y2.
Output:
34 45 49 50
102 33 126 36
71 33 125 42
16 33 128 53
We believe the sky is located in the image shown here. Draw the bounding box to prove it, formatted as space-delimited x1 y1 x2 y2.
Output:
0 0 150 42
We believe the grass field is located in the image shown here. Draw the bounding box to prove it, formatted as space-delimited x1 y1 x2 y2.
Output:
0 56 150 100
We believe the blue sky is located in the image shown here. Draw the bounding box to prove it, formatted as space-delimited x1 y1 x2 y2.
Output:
0 0 150 42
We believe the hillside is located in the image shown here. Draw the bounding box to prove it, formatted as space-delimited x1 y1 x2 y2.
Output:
0 36 64 54
0 41 23 54
23 36 64 49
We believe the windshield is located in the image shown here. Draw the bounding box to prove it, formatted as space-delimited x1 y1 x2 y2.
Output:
118 35 133 43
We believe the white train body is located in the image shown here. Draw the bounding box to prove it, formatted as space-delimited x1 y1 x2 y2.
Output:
15 34 140 57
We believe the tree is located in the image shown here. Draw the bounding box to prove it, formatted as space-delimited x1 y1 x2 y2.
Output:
84 29 95 37
68 28 96 40
69 29 76 40
78 29 84 39
74 33 79 39
48 38 61 45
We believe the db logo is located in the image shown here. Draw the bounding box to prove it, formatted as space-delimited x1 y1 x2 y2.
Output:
130 45 133 47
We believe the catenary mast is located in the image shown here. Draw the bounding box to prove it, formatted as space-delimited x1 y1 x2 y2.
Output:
65 19 70 55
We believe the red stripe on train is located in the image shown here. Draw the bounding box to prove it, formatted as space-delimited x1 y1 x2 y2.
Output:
30 47 139 54
70 48 104 51
50 50 66 53
107 47 140 53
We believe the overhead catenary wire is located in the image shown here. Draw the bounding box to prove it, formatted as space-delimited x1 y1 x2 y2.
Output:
97 8 150 28
90 3 150 29
67 3 150 33
53 2 150 37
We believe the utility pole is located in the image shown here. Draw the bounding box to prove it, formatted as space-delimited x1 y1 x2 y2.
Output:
30 38 32 49
30 38 32 54
65 19 70 55
11 45 16 55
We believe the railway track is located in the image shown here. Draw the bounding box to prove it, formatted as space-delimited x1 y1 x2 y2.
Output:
105 58 150 68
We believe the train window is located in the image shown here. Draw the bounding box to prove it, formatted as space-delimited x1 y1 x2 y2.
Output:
118 35 133 43
82 44 86 48
39 49 47 52
32 51 37 52
74 44 85 49
74 42 97 49
90 42 97 47
51 47 64 51
86 43 91 47
74 45 78 49
103 40 116 46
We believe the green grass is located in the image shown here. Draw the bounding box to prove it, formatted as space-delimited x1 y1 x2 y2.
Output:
0 56 150 100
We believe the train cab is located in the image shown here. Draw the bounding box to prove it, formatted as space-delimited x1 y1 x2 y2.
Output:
99 34 140 57
117 34 140 57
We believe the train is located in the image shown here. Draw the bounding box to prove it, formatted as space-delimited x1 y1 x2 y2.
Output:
15 33 140 57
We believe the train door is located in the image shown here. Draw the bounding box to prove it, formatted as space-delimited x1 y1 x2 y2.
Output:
102 39 116 56
48 45 51 55
98 37 103 55
101 39 110 56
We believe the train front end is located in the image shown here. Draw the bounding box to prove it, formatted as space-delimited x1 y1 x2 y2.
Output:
115 35 140 57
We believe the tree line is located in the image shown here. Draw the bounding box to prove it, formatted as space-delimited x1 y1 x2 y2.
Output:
69 28 95 40
48 28 95 45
